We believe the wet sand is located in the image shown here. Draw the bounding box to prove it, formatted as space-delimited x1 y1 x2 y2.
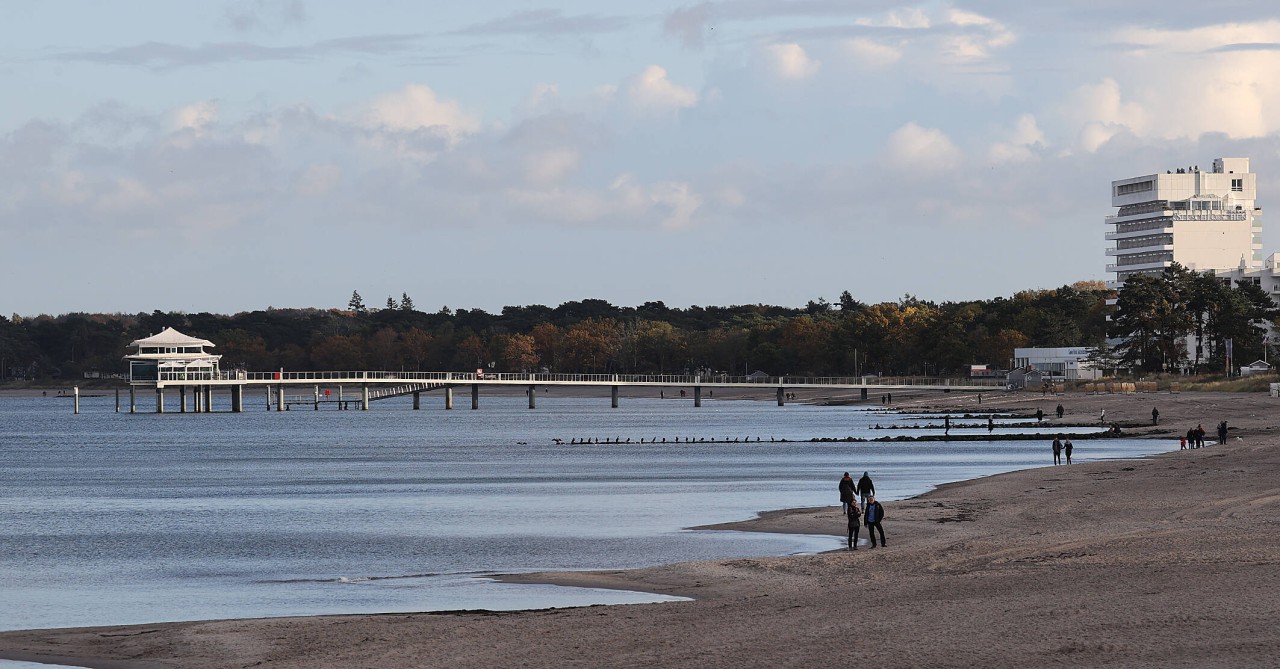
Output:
3 391 1279 668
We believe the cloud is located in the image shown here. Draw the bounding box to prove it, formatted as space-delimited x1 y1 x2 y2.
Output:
625 65 698 113
843 37 901 68
173 101 218 133
454 9 630 35
223 0 307 33
987 114 1046 163
884 122 962 172
1063 78 1149 151
766 43 820 79
364 84 480 138
49 34 426 69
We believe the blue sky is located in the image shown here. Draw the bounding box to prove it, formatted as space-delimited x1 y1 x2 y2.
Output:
4 1 1280 316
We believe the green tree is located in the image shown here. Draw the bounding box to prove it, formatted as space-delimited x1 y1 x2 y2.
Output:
400 293 416 312
347 291 366 315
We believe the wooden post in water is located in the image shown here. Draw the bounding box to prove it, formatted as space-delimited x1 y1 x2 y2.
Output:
73 386 80 415
777 387 785 406
413 391 420 410
611 385 619 409
361 384 369 411
129 386 136 414
694 386 702 408
528 385 536 409
314 385 319 411
115 388 120 413
445 387 453 410
277 385 284 412
471 384 479 410
156 388 165 414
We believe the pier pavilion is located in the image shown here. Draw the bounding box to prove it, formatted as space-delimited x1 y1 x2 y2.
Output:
117 328 1006 415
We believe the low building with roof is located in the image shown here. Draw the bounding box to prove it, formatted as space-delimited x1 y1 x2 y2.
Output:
124 327 221 383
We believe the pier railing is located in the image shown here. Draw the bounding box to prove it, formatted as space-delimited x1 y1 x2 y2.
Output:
157 369 1006 388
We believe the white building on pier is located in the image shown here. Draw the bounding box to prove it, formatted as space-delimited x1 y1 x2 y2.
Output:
124 327 221 383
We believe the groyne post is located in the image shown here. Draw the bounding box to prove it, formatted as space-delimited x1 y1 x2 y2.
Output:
445 387 453 410
413 391 420 410
115 388 120 413
471 384 479 410
361 384 369 411
611 385 619 408
277 385 284 412
694 386 702 407
777 387 785 406
73 387 79 415
528 385 536 409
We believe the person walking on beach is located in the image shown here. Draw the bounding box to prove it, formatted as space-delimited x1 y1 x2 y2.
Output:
864 496 886 547
856 472 875 508
1036 408 1044 422
987 416 994 433
1152 407 1159 425
1064 438 1073 464
839 472 855 514
846 501 861 549
944 415 951 435
1100 409 1106 424
1218 421 1229 445
1052 436 1063 465
1056 404 1064 419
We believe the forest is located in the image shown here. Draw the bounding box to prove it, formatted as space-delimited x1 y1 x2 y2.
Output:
1 284 1115 382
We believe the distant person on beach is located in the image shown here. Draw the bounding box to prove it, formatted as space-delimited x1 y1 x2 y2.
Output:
846 501 861 550
887 393 892 404
839 472 855 514
864 496 886 547
1218 421 1229 445
1036 408 1044 422
987 416 994 433
1052 436 1063 465
1100 409 1106 424
1195 424 1206 448
857 472 875 507
944 416 950 435
1064 438 1073 464
1056 404 1064 419
1152 407 1160 425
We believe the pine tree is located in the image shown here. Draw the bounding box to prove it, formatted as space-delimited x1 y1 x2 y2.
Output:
348 290 366 315
386 296 397 310
400 293 416 311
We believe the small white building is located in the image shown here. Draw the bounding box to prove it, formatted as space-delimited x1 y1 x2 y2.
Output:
124 327 221 383
1012 347 1102 381
1239 360 1271 377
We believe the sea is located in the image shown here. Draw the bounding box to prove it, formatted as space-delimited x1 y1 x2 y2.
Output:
0 391 1175 634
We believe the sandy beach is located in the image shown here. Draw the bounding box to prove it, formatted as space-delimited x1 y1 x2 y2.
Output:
3 390 1279 668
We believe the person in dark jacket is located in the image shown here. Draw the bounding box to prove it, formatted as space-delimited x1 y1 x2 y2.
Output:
856 472 875 507
839 472 855 514
1064 438 1073 464
846 501 861 549
1052 436 1063 465
1217 421 1229 445
864 496 886 547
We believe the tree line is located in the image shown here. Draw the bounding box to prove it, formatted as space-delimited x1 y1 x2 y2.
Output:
1107 263 1278 373
2 282 1117 381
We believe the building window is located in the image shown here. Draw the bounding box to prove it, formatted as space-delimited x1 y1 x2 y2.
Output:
1116 180 1154 196
1231 178 1243 192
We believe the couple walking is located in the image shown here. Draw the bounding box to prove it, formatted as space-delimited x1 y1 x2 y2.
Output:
839 472 886 549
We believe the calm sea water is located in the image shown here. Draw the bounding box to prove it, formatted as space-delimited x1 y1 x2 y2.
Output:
0 391 1173 632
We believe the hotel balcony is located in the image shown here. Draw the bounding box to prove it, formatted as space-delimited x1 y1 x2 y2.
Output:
1106 260 1170 274
1105 243 1174 256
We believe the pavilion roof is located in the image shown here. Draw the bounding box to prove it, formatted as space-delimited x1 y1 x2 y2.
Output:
128 327 215 348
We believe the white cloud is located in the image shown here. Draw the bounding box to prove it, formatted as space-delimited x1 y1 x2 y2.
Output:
987 114 1046 163
1064 79 1148 152
522 148 581 185
766 43 820 80
843 38 902 69
624 65 698 113
884 122 962 172
365 84 480 137
173 100 218 133
853 8 929 30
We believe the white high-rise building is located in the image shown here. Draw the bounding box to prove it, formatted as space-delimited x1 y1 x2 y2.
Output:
1106 157 1263 288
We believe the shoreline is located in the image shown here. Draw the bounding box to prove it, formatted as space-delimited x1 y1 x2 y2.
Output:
3 391 1279 667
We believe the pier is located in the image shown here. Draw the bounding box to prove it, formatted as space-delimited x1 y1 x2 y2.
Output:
113 327 1006 414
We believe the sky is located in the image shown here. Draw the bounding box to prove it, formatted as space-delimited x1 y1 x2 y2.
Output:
5 1 1280 317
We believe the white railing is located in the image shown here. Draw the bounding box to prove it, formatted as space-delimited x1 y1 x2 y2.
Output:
156 370 1005 387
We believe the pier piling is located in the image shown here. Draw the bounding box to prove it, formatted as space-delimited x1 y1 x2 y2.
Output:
471 384 479 410
73 387 79 415
445 387 453 410
611 385 619 409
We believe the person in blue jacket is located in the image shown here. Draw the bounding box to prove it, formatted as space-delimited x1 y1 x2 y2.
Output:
864 496 886 548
